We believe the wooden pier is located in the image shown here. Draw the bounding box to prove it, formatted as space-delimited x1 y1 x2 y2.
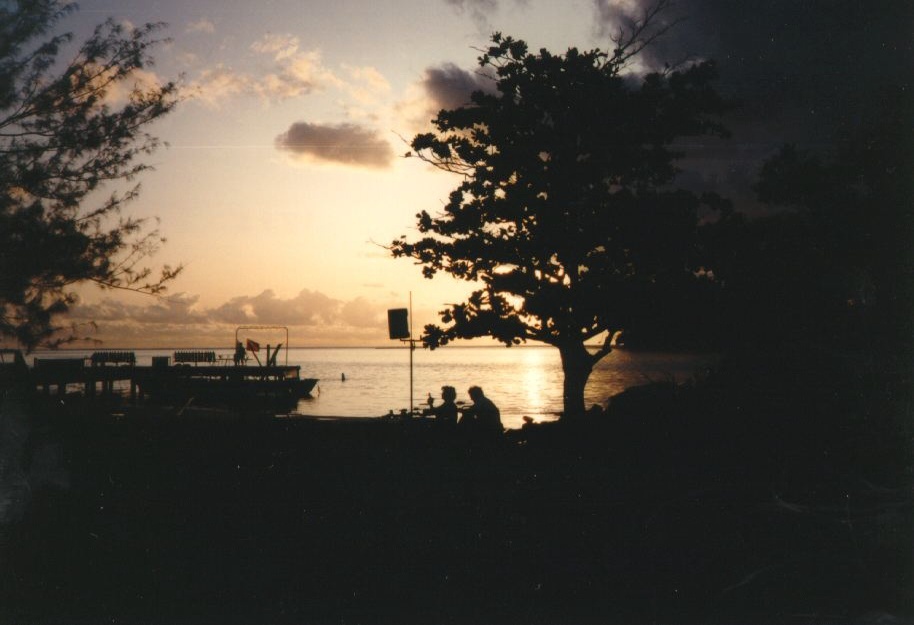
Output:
32 356 141 398
20 350 317 404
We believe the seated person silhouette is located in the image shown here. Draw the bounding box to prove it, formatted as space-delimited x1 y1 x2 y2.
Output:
458 385 503 436
425 385 458 426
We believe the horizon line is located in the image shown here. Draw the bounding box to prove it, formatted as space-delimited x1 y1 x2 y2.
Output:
26 343 579 351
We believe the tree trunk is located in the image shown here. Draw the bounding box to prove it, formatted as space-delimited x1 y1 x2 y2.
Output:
558 341 594 420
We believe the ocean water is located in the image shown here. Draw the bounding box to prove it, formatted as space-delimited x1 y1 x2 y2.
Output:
29 346 717 429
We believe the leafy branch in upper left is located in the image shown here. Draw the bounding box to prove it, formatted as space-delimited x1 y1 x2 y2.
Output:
0 1 183 349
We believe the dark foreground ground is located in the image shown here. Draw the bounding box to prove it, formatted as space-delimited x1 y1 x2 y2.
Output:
1 356 912 625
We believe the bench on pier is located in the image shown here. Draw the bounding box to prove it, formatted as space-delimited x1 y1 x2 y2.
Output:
90 351 136 366
174 350 217 365
33 358 86 375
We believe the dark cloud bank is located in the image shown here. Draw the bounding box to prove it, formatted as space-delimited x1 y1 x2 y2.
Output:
421 62 495 112
603 0 912 137
591 0 912 207
427 0 911 204
448 0 911 140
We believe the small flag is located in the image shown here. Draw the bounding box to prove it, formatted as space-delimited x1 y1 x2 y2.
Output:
245 338 260 353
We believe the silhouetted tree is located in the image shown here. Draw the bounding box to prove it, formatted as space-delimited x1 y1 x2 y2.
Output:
0 1 181 350
690 85 914 423
750 87 913 361
392 24 730 418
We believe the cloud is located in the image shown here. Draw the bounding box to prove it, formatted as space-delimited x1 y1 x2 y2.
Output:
71 293 202 322
592 0 651 41
341 63 392 106
443 0 529 30
340 297 386 328
189 65 252 106
344 65 390 93
68 289 397 347
588 0 913 208
275 121 395 168
185 19 215 34
262 51 341 101
72 290 345 328
444 0 498 19
210 289 340 326
187 31 394 120
590 0 912 139
249 35 343 99
396 62 496 132
423 62 494 110
189 36 341 106
250 33 300 60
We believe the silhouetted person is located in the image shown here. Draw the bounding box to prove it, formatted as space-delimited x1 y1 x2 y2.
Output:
233 341 245 366
425 385 458 426
459 386 503 436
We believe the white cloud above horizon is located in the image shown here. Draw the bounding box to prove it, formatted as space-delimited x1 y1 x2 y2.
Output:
66 288 400 347
185 18 215 34
187 34 342 107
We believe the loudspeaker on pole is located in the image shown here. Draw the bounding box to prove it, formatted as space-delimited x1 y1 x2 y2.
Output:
387 308 410 340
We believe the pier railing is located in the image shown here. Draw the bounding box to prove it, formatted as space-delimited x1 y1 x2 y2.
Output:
90 351 136 366
174 351 217 365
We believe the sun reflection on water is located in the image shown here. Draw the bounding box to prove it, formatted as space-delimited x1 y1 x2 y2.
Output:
520 347 549 422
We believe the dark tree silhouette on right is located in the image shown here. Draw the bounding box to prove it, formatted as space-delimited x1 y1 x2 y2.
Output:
704 87 913 367
391 19 731 419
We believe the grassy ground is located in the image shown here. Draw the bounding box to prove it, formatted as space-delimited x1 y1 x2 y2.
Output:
1 367 911 625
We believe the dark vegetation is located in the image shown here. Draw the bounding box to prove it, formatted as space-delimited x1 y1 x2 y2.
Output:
0 1 180 350
1 367 910 625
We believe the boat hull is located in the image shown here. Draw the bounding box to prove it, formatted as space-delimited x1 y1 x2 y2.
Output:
136 364 318 408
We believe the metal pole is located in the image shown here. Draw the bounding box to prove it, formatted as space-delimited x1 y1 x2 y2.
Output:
409 291 414 415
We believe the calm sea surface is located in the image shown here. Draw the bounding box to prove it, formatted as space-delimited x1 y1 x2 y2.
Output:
28 347 716 430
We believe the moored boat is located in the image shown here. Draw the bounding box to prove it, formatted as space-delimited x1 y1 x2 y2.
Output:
135 326 318 408
135 364 317 407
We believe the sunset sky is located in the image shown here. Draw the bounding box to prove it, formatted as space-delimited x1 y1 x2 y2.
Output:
58 0 910 347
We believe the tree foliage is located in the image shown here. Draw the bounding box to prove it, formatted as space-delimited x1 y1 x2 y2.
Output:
707 86 913 362
392 24 730 417
0 1 181 350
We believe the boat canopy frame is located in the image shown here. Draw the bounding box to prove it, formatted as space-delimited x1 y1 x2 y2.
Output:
234 325 290 366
